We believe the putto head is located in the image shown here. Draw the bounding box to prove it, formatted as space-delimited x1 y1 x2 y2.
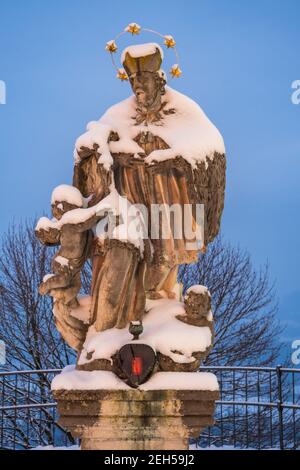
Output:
51 184 83 220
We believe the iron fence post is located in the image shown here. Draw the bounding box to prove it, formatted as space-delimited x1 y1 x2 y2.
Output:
276 365 284 450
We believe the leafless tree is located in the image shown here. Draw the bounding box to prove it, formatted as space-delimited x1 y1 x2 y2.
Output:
0 221 285 448
0 220 77 371
179 237 289 448
0 221 282 371
0 220 80 448
179 236 283 366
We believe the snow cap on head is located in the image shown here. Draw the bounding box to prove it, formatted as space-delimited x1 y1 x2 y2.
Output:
186 285 211 296
121 43 163 77
51 184 83 208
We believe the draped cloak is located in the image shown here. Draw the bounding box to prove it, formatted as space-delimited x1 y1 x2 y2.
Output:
73 91 226 331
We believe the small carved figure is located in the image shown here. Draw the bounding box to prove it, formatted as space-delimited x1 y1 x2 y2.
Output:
36 185 97 308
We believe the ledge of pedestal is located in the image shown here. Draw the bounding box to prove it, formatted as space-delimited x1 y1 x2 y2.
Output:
52 369 219 450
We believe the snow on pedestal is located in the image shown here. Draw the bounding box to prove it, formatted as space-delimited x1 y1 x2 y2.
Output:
52 367 219 450
77 298 213 369
52 290 218 450
52 292 218 450
52 366 219 392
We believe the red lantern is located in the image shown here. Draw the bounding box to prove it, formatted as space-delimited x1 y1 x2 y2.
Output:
132 357 143 376
115 343 156 388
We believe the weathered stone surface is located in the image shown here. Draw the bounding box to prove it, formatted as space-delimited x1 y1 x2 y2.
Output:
53 388 219 450
193 153 226 246
157 351 205 372
77 286 215 373
184 288 212 319
76 358 113 372
53 301 88 352
36 46 225 351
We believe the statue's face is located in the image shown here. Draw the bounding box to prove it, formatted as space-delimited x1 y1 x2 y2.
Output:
130 71 161 109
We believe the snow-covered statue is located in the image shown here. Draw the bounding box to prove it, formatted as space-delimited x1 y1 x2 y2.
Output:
36 30 225 385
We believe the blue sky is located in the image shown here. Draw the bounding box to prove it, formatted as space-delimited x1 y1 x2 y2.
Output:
0 0 299 362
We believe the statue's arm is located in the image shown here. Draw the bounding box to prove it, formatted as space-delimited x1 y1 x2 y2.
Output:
35 229 60 246
63 212 103 233
35 217 61 246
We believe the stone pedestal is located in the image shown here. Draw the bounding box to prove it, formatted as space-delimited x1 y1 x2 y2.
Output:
53 388 219 450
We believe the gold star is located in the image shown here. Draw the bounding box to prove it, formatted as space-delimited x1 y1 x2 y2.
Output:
164 35 176 48
170 64 182 78
105 40 118 53
117 68 128 81
125 23 141 35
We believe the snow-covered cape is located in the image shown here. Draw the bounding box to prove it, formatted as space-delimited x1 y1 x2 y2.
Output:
74 86 225 170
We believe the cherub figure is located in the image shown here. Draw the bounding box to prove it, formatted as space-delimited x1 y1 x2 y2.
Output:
35 184 99 308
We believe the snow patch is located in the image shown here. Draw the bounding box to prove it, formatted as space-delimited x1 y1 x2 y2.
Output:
55 256 69 267
35 217 57 232
141 372 219 391
74 122 113 170
74 87 224 170
78 298 212 366
51 185 83 207
121 42 164 64
51 366 219 392
186 285 211 296
70 295 92 324
43 274 55 282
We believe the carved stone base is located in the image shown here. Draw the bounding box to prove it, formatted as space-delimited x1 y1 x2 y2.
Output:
53 388 219 450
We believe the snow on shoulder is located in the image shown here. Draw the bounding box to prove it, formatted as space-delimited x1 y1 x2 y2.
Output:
121 42 164 63
74 85 225 170
99 86 225 167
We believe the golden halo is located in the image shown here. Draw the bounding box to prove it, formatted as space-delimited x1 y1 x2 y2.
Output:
105 23 182 81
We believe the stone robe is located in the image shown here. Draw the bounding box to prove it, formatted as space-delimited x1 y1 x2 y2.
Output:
73 132 225 331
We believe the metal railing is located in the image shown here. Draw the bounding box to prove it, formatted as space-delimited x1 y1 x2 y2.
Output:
198 366 300 450
0 366 299 450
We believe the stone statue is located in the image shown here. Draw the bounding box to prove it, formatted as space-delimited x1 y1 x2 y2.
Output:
40 25 228 450
36 41 225 376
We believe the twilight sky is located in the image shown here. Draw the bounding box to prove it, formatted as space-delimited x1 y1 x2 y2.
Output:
0 0 299 362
